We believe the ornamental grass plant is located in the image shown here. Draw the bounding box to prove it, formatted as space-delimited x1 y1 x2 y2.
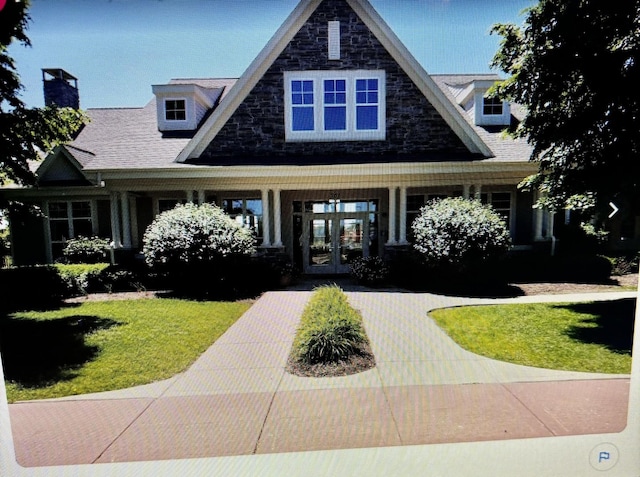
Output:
291 285 369 365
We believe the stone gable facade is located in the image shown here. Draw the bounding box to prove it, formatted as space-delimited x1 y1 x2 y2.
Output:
197 0 472 164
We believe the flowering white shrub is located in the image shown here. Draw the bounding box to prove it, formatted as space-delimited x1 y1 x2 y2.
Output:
143 203 256 270
411 197 511 269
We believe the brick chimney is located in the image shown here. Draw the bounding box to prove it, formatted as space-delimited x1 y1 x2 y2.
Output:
42 68 80 109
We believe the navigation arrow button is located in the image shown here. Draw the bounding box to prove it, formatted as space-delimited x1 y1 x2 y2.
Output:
608 202 619 219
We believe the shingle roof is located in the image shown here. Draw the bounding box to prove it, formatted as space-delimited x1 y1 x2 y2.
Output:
431 74 533 163
66 74 531 172
70 78 237 171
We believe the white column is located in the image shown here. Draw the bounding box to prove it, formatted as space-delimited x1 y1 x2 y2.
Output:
198 190 206 205
535 206 544 240
386 186 397 245
399 186 408 244
273 189 283 247
261 189 272 247
110 192 122 248
120 192 132 249
463 184 471 199
474 184 482 200
130 195 139 249
185 190 194 203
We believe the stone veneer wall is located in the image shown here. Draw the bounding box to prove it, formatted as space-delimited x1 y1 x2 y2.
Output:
198 0 471 163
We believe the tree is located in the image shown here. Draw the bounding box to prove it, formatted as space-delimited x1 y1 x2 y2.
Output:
0 0 85 200
490 1 640 217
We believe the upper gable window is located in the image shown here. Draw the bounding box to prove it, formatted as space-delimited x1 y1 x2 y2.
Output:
482 96 503 116
165 99 187 121
284 70 385 142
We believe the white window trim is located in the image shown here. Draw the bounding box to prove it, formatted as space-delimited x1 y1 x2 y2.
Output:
284 70 386 142
164 98 188 122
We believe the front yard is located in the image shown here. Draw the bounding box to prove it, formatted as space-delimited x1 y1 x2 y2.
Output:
1 298 252 402
430 299 635 374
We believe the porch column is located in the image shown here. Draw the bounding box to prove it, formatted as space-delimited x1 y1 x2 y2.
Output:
185 190 194 203
386 186 397 245
261 189 272 247
273 189 283 247
463 184 471 199
197 190 206 205
110 192 122 248
398 186 408 244
474 184 482 200
120 192 132 249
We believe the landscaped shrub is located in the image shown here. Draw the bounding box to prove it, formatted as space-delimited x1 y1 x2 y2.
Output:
55 263 110 295
411 197 511 272
142 203 256 296
350 256 389 286
0 266 69 311
292 285 369 364
62 236 110 264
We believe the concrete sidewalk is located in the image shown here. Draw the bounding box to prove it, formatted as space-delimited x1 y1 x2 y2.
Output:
8 289 634 466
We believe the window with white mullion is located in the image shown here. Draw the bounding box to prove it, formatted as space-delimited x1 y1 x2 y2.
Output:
284 70 385 141
355 78 379 130
291 80 315 131
323 79 347 131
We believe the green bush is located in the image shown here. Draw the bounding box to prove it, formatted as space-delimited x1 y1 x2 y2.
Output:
0 266 69 311
411 197 511 271
292 285 368 364
62 236 110 264
142 203 256 297
55 263 111 295
350 256 389 286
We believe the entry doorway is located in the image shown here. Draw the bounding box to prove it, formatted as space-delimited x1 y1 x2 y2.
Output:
296 199 379 275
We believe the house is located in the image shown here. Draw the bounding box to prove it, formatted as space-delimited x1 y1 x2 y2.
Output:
4 0 574 274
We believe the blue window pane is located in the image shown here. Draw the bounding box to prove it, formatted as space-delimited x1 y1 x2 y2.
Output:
368 92 378 103
302 80 313 92
292 81 302 92
324 106 346 130
357 105 378 130
336 80 346 91
368 79 378 90
293 107 314 131
303 92 314 104
336 92 346 103
324 80 335 92
325 93 335 104
292 93 303 105
356 91 366 104
356 79 366 90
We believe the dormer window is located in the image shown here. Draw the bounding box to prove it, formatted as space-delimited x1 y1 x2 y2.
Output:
165 99 186 121
152 82 224 132
482 96 503 116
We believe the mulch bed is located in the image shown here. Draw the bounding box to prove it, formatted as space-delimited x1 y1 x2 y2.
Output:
286 342 376 378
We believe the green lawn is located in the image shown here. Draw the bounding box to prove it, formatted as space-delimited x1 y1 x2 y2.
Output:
1 298 252 402
429 299 635 374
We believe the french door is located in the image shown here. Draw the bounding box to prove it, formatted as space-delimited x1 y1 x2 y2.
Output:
303 213 369 274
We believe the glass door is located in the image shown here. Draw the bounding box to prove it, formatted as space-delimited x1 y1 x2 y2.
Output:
303 214 369 274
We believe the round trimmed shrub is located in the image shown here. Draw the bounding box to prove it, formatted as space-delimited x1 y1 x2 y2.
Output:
411 197 511 271
142 203 256 295
62 236 110 264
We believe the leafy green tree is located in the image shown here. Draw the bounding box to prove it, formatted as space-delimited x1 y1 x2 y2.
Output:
490 1 640 216
1 0 86 199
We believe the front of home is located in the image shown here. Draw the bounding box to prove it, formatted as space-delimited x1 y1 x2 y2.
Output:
4 0 588 273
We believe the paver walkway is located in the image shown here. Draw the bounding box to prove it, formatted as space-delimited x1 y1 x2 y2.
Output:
7 289 634 467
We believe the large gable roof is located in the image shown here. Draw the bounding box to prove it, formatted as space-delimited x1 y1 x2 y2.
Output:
176 0 494 162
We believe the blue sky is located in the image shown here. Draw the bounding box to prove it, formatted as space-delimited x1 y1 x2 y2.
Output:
10 0 534 109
